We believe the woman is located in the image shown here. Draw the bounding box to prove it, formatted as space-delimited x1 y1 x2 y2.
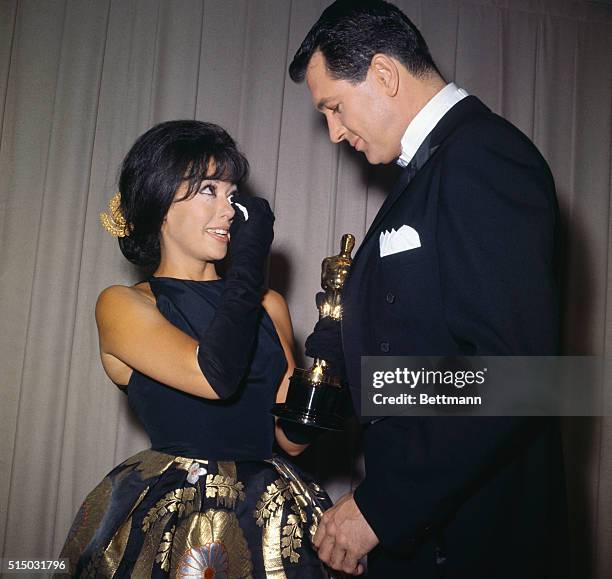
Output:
59 120 329 578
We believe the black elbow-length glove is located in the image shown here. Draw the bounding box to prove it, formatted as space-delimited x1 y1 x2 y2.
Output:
304 293 346 380
197 196 274 399
279 294 348 445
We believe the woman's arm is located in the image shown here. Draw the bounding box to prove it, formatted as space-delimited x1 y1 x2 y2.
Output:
98 196 274 402
96 284 221 399
262 289 309 457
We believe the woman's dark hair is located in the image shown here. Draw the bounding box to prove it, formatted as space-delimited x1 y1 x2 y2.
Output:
117 120 249 267
289 0 440 84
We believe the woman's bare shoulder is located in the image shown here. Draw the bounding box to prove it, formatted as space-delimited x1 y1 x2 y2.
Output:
262 288 290 318
96 282 156 323
262 289 293 343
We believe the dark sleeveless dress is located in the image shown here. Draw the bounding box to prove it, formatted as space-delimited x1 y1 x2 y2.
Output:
59 278 330 578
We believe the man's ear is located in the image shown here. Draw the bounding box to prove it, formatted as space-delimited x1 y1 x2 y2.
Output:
370 53 400 97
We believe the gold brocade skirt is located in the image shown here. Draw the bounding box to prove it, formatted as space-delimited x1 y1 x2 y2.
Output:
58 449 331 578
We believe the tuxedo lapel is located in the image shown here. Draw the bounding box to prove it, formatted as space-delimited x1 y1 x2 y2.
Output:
351 96 489 263
359 136 434 251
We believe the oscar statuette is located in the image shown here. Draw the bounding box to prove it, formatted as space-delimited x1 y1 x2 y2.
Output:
272 234 355 430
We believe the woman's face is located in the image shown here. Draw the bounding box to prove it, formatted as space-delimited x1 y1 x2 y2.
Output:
160 177 237 264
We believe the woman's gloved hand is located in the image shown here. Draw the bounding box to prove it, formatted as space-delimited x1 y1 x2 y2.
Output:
225 196 274 290
197 195 274 399
304 292 346 379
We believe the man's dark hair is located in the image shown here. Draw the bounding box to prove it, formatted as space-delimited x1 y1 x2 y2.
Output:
117 120 249 267
289 0 441 84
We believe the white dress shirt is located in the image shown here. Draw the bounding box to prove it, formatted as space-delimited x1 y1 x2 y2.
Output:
397 83 469 167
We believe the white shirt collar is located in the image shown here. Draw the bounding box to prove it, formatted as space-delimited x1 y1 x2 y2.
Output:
397 83 469 167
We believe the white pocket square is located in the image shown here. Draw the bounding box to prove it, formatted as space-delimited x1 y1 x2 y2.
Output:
379 225 421 257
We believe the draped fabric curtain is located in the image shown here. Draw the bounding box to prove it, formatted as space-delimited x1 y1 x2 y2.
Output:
1 0 611 576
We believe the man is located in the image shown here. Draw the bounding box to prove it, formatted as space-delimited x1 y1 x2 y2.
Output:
288 1 568 577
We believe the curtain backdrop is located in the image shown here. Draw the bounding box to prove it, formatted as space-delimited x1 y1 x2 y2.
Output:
1 0 611 576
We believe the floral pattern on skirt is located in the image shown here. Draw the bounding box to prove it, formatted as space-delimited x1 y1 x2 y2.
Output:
58 450 331 578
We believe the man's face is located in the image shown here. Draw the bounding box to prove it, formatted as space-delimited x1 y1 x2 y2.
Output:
305 51 401 165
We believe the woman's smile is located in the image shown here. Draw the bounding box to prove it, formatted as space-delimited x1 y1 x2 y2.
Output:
204 226 230 243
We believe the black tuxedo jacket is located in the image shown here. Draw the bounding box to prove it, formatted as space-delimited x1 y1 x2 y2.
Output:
341 97 568 578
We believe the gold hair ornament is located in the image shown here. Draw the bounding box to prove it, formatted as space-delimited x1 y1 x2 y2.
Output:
100 192 130 237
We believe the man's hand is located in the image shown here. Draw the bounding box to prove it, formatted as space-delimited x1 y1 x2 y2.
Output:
313 492 379 575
